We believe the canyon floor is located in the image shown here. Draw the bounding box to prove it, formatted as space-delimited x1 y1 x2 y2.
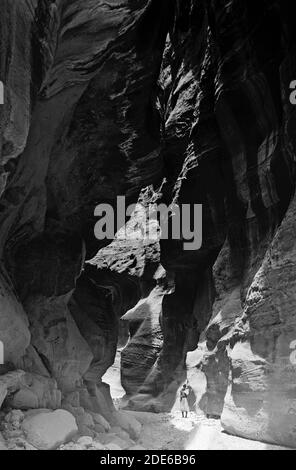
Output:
102 352 291 451
125 412 291 451
0 351 291 451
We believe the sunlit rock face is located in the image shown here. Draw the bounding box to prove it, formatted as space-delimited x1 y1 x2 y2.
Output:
160 0 296 448
0 0 170 416
90 0 296 446
0 0 296 448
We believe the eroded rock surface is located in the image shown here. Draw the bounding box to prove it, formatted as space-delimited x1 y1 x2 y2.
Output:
0 0 296 449
21 409 78 450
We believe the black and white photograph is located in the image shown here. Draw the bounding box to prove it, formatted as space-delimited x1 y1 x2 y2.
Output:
0 0 295 454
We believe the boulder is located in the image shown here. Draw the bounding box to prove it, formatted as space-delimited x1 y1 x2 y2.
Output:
0 370 26 393
6 373 62 410
3 429 24 440
91 412 111 432
6 437 37 451
78 427 95 438
112 411 142 440
23 409 51 419
76 411 95 435
94 424 105 433
76 436 93 448
22 409 78 450
4 410 24 429
59 442 84 451
105 443 122 451
63 391 80 408
94 432 118 444
11 389 39 409
90 441 105 450
0 370 25 408
110 426 130 441
104 436 130 450
62 404 85 418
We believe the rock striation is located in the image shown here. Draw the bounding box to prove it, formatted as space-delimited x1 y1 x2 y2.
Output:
0 0 296 449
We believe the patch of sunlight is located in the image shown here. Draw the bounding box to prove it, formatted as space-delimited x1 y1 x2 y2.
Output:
168 411 199 433
185 420 221 450
102 350 125 400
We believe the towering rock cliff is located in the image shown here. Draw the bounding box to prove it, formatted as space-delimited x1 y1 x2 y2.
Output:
0 0 296 448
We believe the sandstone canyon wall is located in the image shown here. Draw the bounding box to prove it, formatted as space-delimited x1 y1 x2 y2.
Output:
0 0 296 448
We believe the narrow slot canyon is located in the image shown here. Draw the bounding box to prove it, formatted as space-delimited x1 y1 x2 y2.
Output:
0 0 296 452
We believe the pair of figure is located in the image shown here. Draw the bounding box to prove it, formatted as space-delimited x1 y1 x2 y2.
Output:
180 383 190 418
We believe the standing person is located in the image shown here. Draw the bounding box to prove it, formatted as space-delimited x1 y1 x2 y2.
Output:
180 383 190 418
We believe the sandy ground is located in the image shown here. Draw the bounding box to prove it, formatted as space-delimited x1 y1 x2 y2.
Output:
122 410 290 450
103 351 291 451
